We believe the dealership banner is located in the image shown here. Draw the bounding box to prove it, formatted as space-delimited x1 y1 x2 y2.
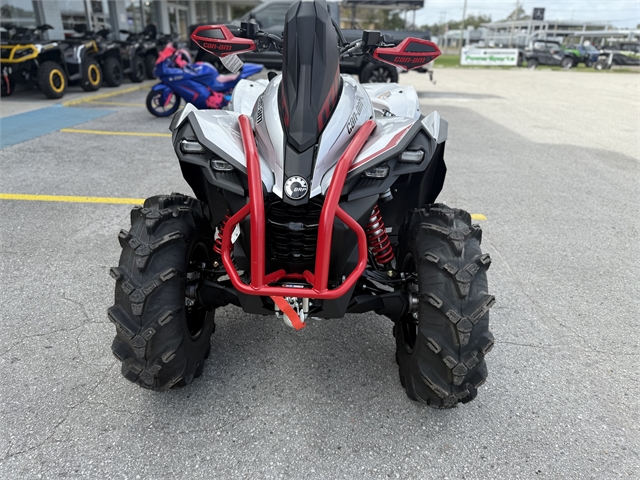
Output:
460 48 519 66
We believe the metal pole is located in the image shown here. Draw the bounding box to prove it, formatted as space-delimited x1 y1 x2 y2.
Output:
509 0 519 47
459 0 467 50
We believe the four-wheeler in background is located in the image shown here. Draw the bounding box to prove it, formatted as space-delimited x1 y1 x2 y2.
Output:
594 42 640 70
110 29 148 83
119 28 160 81
525 40 580 69
1 24 101 98
109 0 494 409
564 43 600 67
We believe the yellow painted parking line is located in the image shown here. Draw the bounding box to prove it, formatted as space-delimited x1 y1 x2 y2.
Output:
62 82 153 106
0 193 144 205
87 100 146 107
0 194 489 220
60 128 171 138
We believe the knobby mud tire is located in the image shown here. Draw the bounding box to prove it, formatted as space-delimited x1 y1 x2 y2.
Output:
144 54 157 79
396 204 495 408
128 54 146 83
109 194 215 390
103 56 123 87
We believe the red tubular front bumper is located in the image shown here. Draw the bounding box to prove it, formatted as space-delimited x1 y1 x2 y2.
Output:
220 115 376 300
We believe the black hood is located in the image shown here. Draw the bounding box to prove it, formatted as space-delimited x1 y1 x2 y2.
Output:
279 0 341 152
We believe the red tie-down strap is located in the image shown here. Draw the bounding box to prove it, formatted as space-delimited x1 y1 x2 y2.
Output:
270 296 306 330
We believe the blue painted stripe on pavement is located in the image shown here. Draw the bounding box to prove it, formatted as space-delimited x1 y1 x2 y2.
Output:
0 105 113 148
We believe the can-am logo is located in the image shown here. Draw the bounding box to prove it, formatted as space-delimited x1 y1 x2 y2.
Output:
346 98 364 134
201 42 232 52
284 176 308 199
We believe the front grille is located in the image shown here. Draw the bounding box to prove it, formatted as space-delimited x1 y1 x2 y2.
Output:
266 201 322 273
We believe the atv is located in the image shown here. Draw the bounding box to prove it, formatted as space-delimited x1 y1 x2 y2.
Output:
594 42 640 70
1 24 68 98
57 37 103 92
526 40 579 69
109 0 494 408
118 29 155 82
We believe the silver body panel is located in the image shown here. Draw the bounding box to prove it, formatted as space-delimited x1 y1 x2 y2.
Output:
362 83 421 119
310 75 373 198
229 78 269 116
172 76 441 199
253 75 286 198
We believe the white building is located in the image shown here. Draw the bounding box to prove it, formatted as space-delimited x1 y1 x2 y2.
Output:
1 0 261 41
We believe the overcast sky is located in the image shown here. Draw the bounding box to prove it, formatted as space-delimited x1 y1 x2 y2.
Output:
412 0 640 28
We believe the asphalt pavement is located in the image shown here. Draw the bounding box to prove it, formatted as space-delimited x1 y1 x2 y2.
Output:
0 69 638 479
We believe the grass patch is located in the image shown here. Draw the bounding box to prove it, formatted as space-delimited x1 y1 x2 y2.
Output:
432 54 638 73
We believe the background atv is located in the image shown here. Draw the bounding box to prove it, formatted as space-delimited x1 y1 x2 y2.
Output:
565 44 599 67
57 37 103 92
1 24 68 98
594 42 640 70
110 2 494 409
526 40 579 69
73 28 124 87
118 29 153 82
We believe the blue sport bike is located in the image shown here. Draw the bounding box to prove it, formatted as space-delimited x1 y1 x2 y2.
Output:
146 43 263 117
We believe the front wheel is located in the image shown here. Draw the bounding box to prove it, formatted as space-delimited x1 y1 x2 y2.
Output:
103 56 123 87
146 89 181 117
359 62 399 83
109 194 216 390
37 61 67 99
129 54 146 82
395 205 495 408
144 54 157 79
81 58 102 91
594 60 608 70
527 59 538 69
560 57 573 69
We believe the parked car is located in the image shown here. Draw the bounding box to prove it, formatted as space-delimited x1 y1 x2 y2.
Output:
190 0 433 83
525 40 580 69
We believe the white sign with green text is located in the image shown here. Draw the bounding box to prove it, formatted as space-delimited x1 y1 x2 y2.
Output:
460 48 519 66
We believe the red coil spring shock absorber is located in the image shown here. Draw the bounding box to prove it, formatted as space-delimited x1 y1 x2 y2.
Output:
366 204 395 265
213 212 231 255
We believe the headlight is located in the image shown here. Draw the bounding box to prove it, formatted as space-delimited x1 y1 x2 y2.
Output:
211 159 234 172
363 164 389 179
399 150 424 163
180 140 205 153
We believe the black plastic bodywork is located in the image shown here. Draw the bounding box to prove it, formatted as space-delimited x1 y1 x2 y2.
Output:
279 0 341 152
172 110 446 320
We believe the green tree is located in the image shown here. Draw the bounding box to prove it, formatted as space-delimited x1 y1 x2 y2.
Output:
421 14 491 36
501 6 530 21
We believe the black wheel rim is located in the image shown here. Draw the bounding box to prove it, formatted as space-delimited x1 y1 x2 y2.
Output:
52 72 63 89
371 67 391 82
113 64 122 80
137 62 144 77
185 242 208 340
401 253 418 354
